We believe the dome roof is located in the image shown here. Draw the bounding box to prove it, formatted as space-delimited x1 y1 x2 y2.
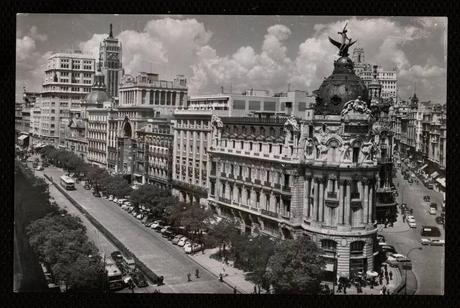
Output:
85 90 109 106
314 56 369 115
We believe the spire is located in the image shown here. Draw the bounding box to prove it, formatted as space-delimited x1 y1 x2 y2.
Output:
109 23 113 38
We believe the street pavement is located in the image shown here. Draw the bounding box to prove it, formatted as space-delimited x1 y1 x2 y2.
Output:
379 165 444 295
30 160 233 293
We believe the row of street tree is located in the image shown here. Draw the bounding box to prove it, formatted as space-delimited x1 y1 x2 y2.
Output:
37 146 326 294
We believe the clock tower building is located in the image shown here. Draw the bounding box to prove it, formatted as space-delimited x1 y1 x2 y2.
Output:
99 24 123 102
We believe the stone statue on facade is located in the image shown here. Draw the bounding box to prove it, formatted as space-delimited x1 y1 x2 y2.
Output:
211 114 223 128
341 97 372 116
284 114 300 132
340 141 352 161
316 142 329 160
304 138 315 158
360 141 374 161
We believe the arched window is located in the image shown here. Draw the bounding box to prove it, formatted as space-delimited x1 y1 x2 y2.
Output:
350 241 365 256
321 239 337 252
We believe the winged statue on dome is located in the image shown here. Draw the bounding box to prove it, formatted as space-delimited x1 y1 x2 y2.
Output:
328 23 357 57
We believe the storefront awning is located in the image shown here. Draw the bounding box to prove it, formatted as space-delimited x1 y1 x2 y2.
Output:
325 263 334 272
430 171 439 179
436 177 446 188
18 135 29 141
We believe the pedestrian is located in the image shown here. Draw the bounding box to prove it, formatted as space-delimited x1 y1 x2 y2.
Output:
343 285 347 294
254 285 257 294
382 284 387 295
389 271 393 281
187 272 191 282
219 273 223 282
195 269 200 278
233 287 237 294
403 214 406 223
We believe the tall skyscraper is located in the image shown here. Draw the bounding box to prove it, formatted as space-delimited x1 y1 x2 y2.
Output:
99 24 123 101
35 50 95 146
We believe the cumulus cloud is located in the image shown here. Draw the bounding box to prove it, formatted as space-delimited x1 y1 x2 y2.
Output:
189 24 293 94
16 36 36 62
29 25 47 42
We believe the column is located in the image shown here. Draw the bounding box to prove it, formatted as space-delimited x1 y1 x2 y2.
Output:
363 179 369 224
170 91 173 106
318 179 324 222
368 184 374 223
312 178 319 221
153 90 157 105
358 180 364 224
344 180 350 226
338 180 345 224
304 177 311 219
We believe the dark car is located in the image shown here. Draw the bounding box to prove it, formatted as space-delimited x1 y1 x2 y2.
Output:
162 230 174 239
435 216 445 225
131 272 148 288
153 223 166 232
423 195 431 202
93 191 100 197
111 251 123 262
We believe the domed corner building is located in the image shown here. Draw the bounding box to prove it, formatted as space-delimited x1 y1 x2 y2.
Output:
297 27 382 282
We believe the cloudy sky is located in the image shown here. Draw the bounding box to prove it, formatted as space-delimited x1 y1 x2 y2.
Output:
16 14 447 103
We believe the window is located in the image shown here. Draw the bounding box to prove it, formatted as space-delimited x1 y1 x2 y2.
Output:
248 167 251 179
309 125 313 138
249 101 261 110
266 170 270 182
233 100 246 110
269 144 272 153
352 147 360 163
241 141 244 150
350 241 365 255
279 145 283 154
259 143 262 151
264 101 276 111
284 174 290 187
250 142 253 151
321 239 337 252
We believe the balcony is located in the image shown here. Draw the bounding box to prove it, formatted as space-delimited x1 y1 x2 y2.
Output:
261 209 279 218
236 175 243 181
245 177 251 182
221 172 226 177
274 183 281 189
264 181 271 187
327 191 337 199
254 179 261 185
218 197 231 204
351 192 360 199
228 173 234 179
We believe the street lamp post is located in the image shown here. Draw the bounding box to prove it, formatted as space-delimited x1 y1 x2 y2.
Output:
404 247 422 295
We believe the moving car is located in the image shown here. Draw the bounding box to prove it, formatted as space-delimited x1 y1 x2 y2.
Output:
430 239 445 246
420 226 442 245
423 195 430 202
131 272 148 288
407 215 416 228
380 244 397 255
435 216 445 225
111 251 123 263
429 203 437 215
386 253 412 268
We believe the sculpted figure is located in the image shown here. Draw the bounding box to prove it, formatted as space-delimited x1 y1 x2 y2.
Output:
361 141 374 161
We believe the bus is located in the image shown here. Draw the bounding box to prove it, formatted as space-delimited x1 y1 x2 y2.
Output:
60 175 75 190
105 257 124 291
420 225 444 246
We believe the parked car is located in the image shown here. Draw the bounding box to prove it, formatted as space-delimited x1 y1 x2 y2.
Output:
121 204 129 210
113 197 118 203
408 178 413 184
162 230 174 239
127 207 135 213
184 243 202 254
377 234 385 243
108 195 113 201
430 239 445 246
160 226 171 234
131 272 148 288
177 237 189 247
136 213 144 220
386 253 412 268
172 235 185 245
380 245 397 256
421 226 442 245
93 191 100 197
117 199 127 205
149 221 162 229
111 251 123 262
426 183 434 190
423 195 431 202
407 215 416 228
42 162 49 168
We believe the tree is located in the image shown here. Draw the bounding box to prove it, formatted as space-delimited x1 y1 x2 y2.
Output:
242 235 276 292
102 175 132 197
129 184 171 214
207 219 240 258
264 236 325 294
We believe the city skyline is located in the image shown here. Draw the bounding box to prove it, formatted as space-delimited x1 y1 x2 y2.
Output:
16 15 447 103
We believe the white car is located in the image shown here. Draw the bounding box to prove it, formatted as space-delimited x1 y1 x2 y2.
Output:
113 197 118 203
108 195 113 201
430 239 445 246
150 221 162 229
121 204 129 210
117 199 127 205
386 253 411 267
160 226 170 234
177 237 189 247
407 216 416 228
184 243 202 254
136 213 144 220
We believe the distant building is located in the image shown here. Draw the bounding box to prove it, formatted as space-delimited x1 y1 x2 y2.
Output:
16 89 40 147
99 24 123 101
352 47 398 102
33 50 95 146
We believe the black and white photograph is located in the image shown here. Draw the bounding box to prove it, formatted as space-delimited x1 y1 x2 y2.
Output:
14 14 446 296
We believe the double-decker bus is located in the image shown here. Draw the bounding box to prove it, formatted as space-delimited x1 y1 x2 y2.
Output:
60 175 75 190
105 257 124 291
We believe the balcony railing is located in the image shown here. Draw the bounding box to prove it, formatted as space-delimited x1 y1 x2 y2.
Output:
261 209 279 218
282 186 291 193
221 172 226 177
236 175 243 181
264 181 271 187
274 183 281 189
245 177 251 182
327 191 337 199
254 179 261 185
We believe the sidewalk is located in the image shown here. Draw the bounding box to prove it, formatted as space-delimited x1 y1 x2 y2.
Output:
331 264 403 295
378 208 410 234
188 248 255 294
